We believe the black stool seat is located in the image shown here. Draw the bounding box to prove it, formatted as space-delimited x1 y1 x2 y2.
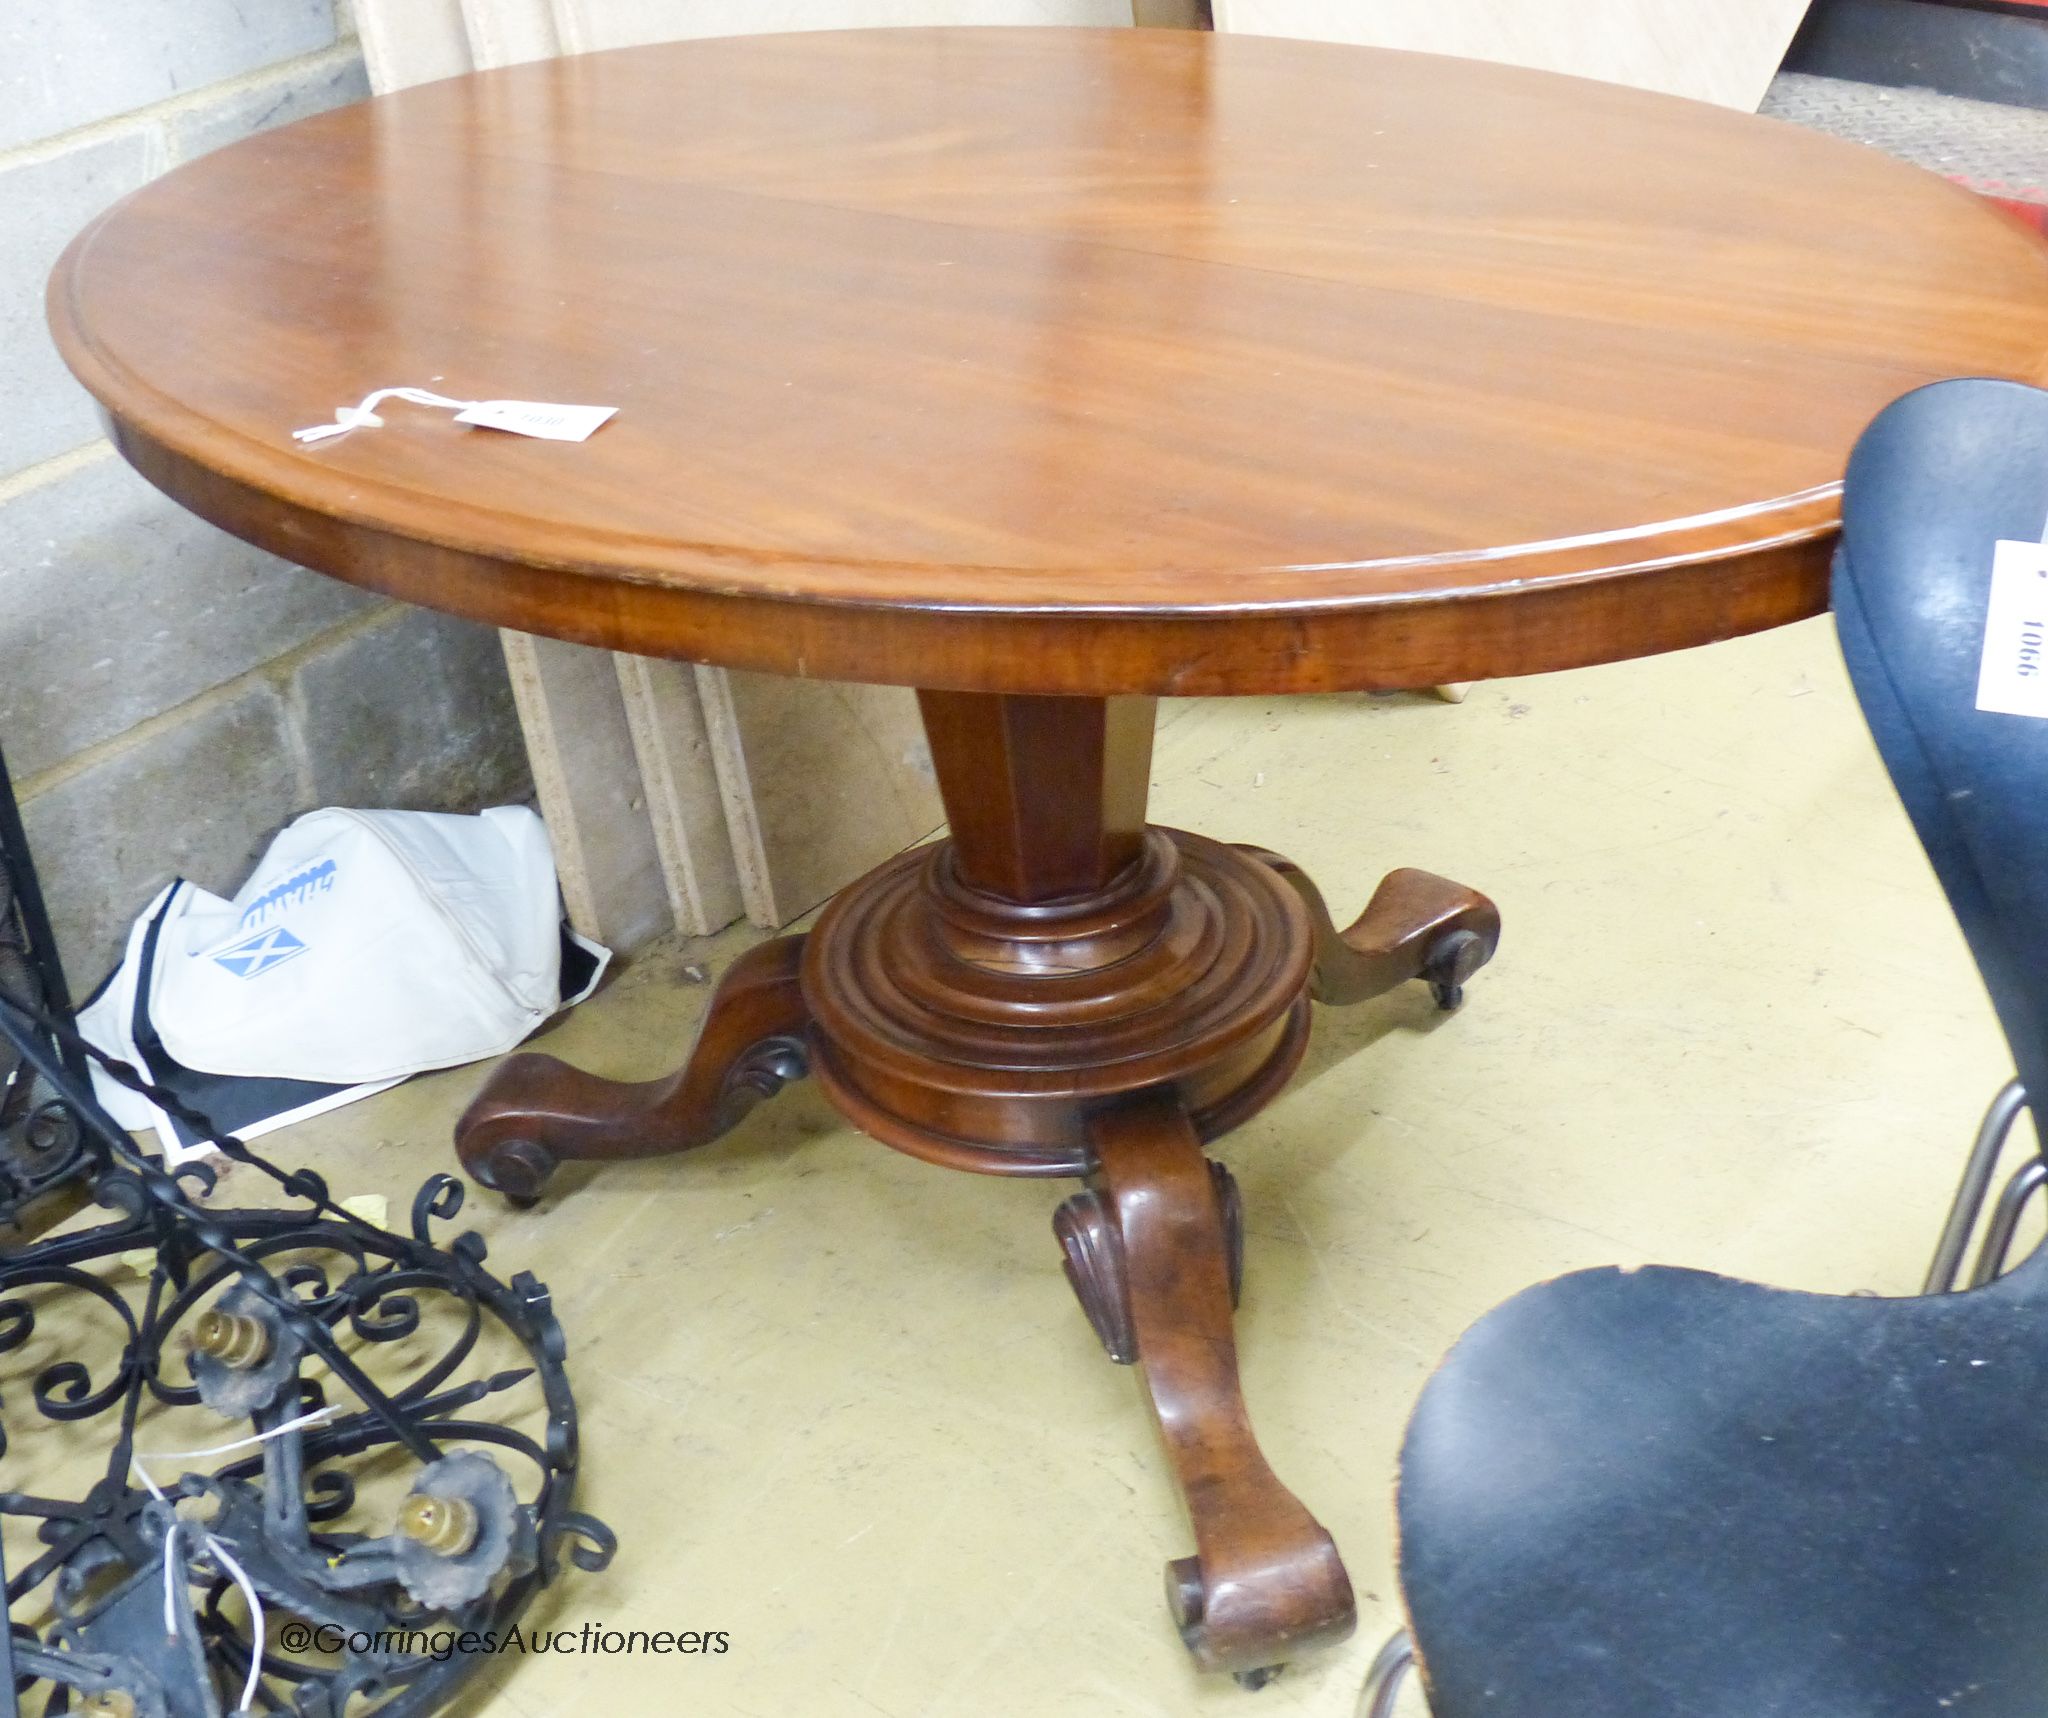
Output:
1400 1253 2048 1716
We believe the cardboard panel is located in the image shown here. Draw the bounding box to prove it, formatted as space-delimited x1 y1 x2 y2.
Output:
615 654 745 935
552 0 1131 54
1211 0 1813 109
501 634 675 952
1133 0 1207 24
354 0 474 90
698 669 942 929
461 0 563 65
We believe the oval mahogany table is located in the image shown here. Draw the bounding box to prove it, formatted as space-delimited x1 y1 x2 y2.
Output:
50 25 2048 1686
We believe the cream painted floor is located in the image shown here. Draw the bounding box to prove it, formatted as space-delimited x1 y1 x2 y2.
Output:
238 616 2023 1715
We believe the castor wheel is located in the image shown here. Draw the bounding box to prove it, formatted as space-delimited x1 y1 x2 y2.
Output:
1166 1553 1209 1648
1167 1555 1290 1688
469 1137 556 1207
1421 927 1488 1011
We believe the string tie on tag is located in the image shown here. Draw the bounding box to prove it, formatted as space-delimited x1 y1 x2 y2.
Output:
293 387 619 445
293 387 476 445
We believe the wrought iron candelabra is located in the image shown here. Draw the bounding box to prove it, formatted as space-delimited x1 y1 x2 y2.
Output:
0 752 613 1717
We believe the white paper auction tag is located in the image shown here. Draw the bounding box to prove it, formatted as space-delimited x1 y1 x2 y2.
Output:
1977 537 2048 719
453 400 618 442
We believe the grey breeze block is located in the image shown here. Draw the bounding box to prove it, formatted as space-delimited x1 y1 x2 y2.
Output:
0 132 160 481
0 452 380 781
0 0 340 155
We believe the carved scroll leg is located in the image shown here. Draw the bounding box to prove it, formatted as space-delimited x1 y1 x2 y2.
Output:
1238 849 1501 1010
1064 1096 1355 1684
454 936 811 1206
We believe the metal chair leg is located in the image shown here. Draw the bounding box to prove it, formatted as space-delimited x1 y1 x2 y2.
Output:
1356 1629 1419 1717
1927 1079 2029 1293
1967 1156 2048 1287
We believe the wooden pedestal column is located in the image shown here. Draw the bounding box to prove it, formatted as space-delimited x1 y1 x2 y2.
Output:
802 693 1314 1175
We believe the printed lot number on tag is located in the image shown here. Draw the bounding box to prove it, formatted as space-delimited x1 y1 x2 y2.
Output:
1977 537 2048 719
453 400 618 442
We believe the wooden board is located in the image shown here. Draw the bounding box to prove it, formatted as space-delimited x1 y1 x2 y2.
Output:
697 669 942 927
460 0 562 65
500 633 675 951
1132 0 1208 25
550 0 1133 52
615 654 745 935
355 0 472 90
1210 0 1813 109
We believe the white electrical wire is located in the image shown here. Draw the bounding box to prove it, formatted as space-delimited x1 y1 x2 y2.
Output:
129 1401 344 1714
160 1517 183 1632
205 1537 268 1716
139 1402 341 1462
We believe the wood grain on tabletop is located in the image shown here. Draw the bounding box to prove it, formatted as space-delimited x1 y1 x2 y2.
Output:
48 27 2048 695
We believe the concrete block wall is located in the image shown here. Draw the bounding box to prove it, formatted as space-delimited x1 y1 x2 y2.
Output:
1 1 530 991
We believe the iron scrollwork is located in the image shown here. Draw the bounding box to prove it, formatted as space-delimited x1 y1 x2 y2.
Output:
0 747 87 1230
0 994 615 1717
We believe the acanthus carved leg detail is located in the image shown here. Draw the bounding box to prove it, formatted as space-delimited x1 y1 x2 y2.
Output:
1238 848 1500 1010
1055 1187 1135 1363
1057 1160 1242 1364
454 936 811 1205
1067 1096 1354 1682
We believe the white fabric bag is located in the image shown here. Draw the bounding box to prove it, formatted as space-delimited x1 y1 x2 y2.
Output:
80 806 608 1160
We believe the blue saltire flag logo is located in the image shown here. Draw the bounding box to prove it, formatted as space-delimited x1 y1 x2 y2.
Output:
212 926 309 979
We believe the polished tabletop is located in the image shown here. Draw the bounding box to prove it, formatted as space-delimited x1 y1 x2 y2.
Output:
49 27 2048 694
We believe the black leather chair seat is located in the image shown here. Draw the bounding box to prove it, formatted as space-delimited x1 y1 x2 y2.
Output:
1399 1255 2048 1717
